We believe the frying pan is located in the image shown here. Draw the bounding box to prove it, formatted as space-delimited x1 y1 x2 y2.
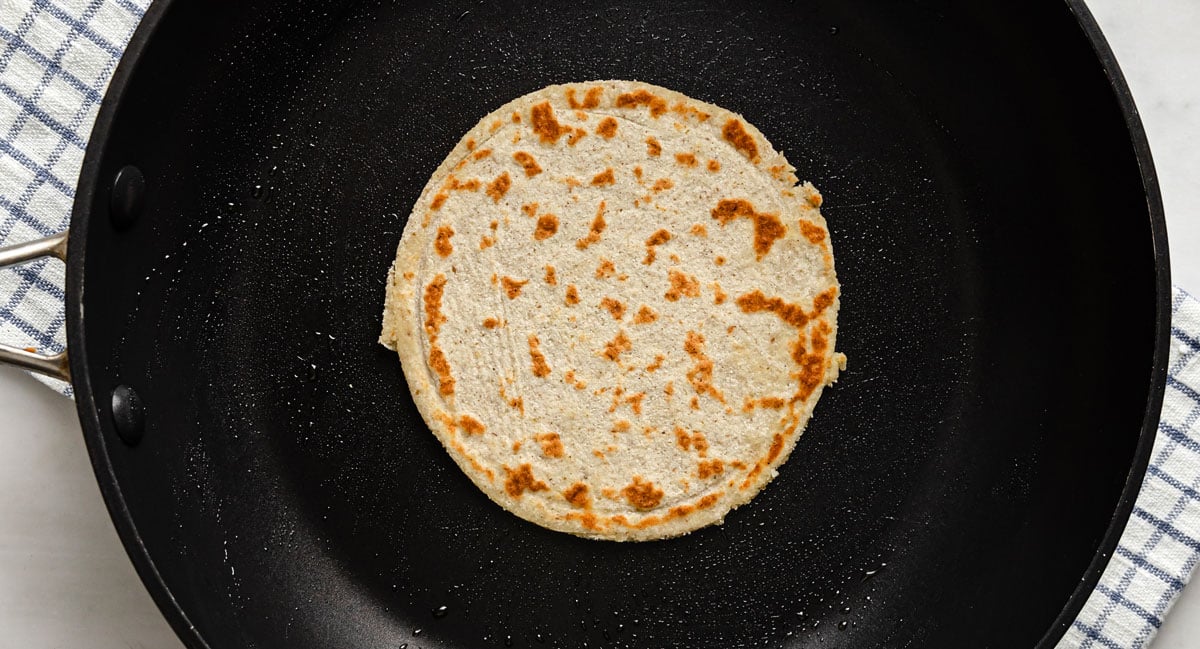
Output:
0 0 1170 647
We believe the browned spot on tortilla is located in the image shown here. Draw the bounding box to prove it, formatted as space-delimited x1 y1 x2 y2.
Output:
813 287 837 314
423 275 447 336
633 166 644 181
528 335 551 377
665 269 700 301
427 343 455 397
807 189 823 207
472 148 492 161
544 265 557 285
402 271 415 280
596 116 618 138
465 138 476 151
790 320 833 403
608 386 626 414
711 199 786 261
501 276 529 299
735 290 811 328
690 224 708 237
504 464 548 498
510 396 525 415
600 297 626 320
433 226 454 257
612 420 631 433
535 432 564 458
741 434 785 489
566 511 602 530
601 330 632 362
640 228 672 265
633 305 658 324
566 86 603 109
459 415 486 435
563 482 592 509
698 459 725 479
683 331 725 403
512 440 522 452
621 476 664 510
615 90 668 117
431 192 448 210
627 392 645 415
671 101 711 121
534 213 559 240
674 152 697 167
644 136 662 157
664 381 675 398
576 201 607 249
712 282 727 305
564 370 586 390
530 101 568 144
567 127 587 146
638 352 667 371
513 151 543 177
722 118 759 161
482 317 501 329
651 178 673 192
591 167 615 186
511 111 521 123
521 202 539 218
447 177 481 191
797 219 827 244
707 159 721 172
596 258 616 279
674 427 692 452
565 284 580 306
479 235 495 250
715 255 726 266
486 172 512 202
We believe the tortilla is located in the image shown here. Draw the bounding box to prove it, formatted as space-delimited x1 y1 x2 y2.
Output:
381 80 844 541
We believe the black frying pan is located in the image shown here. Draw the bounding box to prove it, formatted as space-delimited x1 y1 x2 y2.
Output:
0 0 1170 647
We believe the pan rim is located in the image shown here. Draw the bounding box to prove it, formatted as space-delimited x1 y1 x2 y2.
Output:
1033 1 1171 646
62 1 1171 648
63 1 214 648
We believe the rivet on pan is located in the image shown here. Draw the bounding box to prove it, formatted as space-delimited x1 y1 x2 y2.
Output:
110 165 145 231
110 384 145 446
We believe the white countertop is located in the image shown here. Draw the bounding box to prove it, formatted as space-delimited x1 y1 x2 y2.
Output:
1 1 1197 647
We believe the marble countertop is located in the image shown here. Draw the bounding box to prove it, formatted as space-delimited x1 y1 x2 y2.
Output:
0 0 1196 647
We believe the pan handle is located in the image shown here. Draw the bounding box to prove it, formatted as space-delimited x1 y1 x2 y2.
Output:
0 231 70 381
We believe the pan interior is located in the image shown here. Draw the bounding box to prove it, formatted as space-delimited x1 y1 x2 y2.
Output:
76 1 1158 647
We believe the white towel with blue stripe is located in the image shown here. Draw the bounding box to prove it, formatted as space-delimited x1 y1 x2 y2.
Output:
0 2 1198 647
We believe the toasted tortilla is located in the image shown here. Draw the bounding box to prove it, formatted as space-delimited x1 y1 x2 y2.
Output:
381 80 844 540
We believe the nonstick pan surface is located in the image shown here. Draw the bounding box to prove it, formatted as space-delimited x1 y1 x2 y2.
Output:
58 1 1169 647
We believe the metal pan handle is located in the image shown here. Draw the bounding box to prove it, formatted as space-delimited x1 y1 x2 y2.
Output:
0 231 70 381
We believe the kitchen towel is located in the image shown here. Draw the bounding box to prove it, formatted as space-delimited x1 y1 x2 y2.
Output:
0 0 150 397
0 2 1198 648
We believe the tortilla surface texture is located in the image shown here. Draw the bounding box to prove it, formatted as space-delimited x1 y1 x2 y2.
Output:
381 80 844 541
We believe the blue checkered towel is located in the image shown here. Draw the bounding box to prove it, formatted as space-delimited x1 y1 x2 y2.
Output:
1 2 1198 647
